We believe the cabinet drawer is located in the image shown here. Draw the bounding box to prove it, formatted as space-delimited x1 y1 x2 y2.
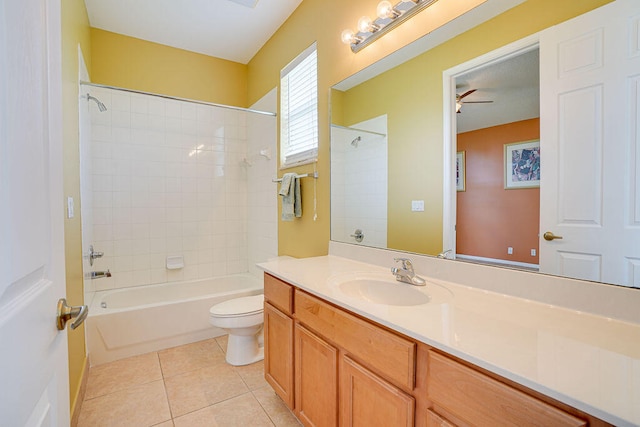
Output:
295 290 416 390
264 273 293 315
427 351 586 427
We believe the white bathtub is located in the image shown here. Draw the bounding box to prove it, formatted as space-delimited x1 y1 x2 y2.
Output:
86 274 263 366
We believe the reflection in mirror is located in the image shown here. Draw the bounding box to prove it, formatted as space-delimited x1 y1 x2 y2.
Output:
331 118 388 249
454 49 540 272
330 21 638 289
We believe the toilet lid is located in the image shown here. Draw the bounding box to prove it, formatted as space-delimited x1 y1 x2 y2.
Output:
209 294 264 317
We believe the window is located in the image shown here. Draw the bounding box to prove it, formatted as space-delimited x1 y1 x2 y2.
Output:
280 42 318 168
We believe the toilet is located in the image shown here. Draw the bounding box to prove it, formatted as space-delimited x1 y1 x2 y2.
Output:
209 294 264 366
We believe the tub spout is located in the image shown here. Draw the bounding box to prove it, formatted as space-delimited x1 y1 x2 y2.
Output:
91 270 111 279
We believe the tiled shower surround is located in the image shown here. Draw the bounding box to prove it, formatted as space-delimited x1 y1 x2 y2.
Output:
86 87 277 292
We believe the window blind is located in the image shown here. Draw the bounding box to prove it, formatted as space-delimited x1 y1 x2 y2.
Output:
280 43 318 168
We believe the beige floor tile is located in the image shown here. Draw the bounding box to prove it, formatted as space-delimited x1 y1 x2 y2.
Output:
215 335 228 353
173 393 274 427
234 359 268 390
78 380 171 427
85 352 162 399
158 338 226 378
152 421 174 427
252 386 302 427
164 363 249 417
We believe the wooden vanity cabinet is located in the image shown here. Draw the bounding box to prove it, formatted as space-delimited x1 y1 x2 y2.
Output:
263 274 294 409
263 273 606 427
294 324 338 426
341 355 415 427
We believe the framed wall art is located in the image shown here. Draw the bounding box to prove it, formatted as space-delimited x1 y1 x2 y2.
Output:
504 140 540 189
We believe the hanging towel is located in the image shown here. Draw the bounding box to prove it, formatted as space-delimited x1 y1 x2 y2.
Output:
279 173 302 221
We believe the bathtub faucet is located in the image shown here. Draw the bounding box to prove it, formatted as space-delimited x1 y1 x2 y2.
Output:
90 270 111 279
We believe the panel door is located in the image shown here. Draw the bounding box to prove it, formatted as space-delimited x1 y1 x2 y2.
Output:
340 355 414 427
0 0 70 425
264 302 295 408
539 0 640 286
294 324 338 427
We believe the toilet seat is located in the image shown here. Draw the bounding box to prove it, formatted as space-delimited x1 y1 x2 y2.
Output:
209 294 263 318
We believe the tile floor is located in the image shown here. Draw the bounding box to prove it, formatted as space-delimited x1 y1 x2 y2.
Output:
77 336 301 427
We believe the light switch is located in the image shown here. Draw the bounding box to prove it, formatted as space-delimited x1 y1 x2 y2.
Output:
507 247 513 255
531 249 536 256
411 200 425 212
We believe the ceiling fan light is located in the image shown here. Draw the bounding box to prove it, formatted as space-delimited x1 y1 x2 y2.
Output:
455 101 462 113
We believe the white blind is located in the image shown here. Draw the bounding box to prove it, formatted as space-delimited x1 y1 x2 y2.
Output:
280 43 318 168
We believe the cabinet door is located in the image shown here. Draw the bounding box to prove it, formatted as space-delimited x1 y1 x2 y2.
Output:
341 356 415 427
264 302 294 408
295 324 338 427
426 409 457 427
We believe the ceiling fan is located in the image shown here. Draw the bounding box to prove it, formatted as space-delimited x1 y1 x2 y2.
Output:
456 89 493 113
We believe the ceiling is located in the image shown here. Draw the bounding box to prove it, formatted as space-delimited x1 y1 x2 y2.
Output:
455 48 540 133
83 0 303 64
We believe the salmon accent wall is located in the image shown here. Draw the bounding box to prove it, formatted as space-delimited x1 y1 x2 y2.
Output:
456 118 539 264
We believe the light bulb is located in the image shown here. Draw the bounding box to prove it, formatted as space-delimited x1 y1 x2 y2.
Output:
377 1 399 19
357 16 377 33
341 29 356 45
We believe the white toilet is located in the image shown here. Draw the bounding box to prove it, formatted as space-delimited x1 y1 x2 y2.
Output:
209 294 264 366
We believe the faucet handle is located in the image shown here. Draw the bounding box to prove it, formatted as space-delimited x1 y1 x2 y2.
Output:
394 257 414 272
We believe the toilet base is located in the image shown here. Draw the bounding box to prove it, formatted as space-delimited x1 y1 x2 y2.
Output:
225 332 264 366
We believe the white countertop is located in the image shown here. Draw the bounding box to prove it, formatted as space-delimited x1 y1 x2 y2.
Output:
258 255 640 426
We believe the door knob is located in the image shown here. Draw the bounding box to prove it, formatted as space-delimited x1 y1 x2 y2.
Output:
56 298 88 330
543 231 563 241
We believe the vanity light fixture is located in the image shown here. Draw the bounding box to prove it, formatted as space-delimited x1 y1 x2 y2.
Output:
342 0 439 53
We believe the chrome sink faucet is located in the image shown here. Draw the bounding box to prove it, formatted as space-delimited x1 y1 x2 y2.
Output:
391 258 426 286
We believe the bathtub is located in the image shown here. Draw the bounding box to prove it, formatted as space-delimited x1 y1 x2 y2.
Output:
86 273 263 366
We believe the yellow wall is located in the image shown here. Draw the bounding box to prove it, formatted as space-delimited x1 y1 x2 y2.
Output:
90 29 248 107
247 0 613 257
60 0 91 416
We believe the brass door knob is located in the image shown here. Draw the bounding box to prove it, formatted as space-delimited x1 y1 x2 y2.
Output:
543 231 563 241
56 298 88 330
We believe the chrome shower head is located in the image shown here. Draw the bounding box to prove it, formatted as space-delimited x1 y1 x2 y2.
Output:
87 94 107 112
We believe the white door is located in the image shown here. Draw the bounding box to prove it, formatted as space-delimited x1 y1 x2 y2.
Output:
539 0 640 287
0 0 71 425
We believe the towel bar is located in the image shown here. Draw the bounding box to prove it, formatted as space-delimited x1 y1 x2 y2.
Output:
272 171 318 182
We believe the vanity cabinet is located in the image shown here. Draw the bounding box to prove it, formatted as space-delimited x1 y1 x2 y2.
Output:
425 351 587 427
263 273 605 427
341 355 415 426
263 274 294 408
294 324 338 426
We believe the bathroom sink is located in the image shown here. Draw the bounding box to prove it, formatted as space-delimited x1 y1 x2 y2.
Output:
328 272 452 306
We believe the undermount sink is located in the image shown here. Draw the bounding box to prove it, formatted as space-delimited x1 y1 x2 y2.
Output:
328 272 453 306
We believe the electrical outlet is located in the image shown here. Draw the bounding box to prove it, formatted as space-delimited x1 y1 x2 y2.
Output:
507 247 513 255
531 249 536 256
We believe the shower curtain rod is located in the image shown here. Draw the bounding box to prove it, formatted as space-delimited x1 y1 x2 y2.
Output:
80 81 276 117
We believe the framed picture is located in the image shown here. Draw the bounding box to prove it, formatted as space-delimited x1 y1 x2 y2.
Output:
456 151 466 192
504 140 540 189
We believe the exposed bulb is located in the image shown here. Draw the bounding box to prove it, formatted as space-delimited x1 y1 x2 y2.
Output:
377 1 399 19
357 15 378 33
341 29 356 45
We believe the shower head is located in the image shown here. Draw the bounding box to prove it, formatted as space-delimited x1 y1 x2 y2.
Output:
351 136 361 147
87 94 107 112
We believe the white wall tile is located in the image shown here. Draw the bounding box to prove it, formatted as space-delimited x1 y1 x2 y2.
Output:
89 88 276 288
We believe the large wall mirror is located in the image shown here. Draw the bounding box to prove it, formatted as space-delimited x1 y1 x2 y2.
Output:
330 3 640 289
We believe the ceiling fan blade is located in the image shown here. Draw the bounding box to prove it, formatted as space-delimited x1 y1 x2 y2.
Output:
463 100 493 104
458 89 477 100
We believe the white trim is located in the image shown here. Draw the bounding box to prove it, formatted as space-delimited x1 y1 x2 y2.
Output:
455 254 539 271
442 33 540 255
